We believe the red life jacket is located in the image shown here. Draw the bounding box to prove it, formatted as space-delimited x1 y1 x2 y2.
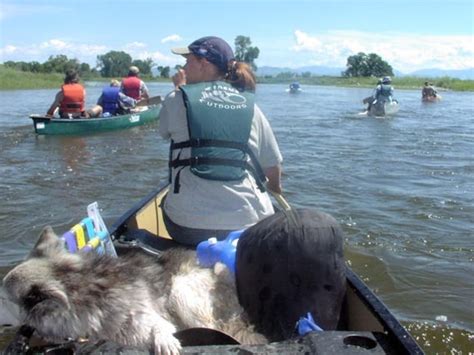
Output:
60 83 85 114
122 76 141 100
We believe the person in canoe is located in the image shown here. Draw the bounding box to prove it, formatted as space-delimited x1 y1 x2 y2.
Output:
88 79 137 117
364 76 397 115
362 78 382 112
375 76 394 103
120 66 150 102
422 81 438 100
46 69 89 118
158 36 283 246
288 82 301 93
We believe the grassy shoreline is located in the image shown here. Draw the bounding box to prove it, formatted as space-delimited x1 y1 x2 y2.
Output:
1 65 473 91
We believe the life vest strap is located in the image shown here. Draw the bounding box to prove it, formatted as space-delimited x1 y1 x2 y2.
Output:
171 138 248 152
65 103 82 109
170 156 266 192
170 138 267 188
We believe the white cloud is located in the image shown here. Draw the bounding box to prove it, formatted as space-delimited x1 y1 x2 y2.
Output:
292 30 322 51
0 39 178 67
2 45 17 54
132 50 176 65
77 44 108 56
289 30 474 72
161 34 182 44
40 39 70 50
0 40 108 65
4 31 471 73
124 42 147 50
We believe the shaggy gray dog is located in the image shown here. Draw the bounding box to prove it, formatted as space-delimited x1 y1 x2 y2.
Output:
3 226 266 354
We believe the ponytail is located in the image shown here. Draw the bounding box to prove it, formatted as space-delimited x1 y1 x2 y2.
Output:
225 60 256 92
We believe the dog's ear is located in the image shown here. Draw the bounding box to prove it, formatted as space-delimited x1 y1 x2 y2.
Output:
29 226 64 258
48 286 70 309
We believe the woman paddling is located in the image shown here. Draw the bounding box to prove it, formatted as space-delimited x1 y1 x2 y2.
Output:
158 36 283 246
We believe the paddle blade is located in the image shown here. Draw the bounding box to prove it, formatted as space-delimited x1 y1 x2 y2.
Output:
29 114 52 120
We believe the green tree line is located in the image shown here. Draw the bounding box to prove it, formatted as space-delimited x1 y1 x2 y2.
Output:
12 36 467 90
3 55 95 77
2 35 261 80
2 46 390 81
2 52 168 79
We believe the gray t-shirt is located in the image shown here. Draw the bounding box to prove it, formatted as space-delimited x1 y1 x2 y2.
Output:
158 89 283 230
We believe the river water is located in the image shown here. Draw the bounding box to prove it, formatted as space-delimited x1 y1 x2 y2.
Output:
0 83 473 353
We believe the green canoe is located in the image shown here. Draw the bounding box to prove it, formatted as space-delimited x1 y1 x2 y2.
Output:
29 105 161 135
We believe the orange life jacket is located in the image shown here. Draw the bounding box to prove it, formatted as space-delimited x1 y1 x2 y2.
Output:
60 83 85 114
122 76 141 100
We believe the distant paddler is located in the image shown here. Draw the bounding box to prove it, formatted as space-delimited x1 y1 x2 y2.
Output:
288 82 301 93
87 79 138 118
121 66 150 101
362 78 382 112
422 81 441 102
46 69 89 119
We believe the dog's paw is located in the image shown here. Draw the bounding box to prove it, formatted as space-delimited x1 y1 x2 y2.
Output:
154 333 181 355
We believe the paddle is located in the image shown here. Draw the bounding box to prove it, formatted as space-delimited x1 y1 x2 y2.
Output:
268 189 299 226
136 95 163 107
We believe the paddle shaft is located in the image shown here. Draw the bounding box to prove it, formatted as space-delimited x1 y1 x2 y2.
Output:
268 189 299 225
136 95 163 107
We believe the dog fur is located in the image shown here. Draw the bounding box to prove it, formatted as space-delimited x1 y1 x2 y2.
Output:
3 226 266 354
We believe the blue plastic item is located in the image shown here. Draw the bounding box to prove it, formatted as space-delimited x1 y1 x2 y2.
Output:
60 202 116 257
63 231 77 253
297 312 323 336
81 217 95 239
196 229 245 273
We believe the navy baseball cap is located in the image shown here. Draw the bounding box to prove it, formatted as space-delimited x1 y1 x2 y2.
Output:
172 36 234 72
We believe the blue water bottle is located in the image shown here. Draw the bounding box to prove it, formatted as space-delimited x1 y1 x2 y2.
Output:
196 229 245 273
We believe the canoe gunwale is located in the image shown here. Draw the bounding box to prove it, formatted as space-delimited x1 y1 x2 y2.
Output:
110 182 167 239
345 268 423 354
109 183 423 354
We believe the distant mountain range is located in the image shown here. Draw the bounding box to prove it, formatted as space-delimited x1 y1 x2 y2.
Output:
256 65 474 80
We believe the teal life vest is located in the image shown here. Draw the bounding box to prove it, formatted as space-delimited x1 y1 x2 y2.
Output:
169 81 267 193
377 84 393 101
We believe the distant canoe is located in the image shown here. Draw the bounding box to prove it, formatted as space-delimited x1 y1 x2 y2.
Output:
287 87 302 94
368 100 400 117
287 82 302 94
422 94 442 103
29 106 161 135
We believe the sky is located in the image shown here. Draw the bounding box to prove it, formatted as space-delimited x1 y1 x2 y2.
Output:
0 0 473 74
